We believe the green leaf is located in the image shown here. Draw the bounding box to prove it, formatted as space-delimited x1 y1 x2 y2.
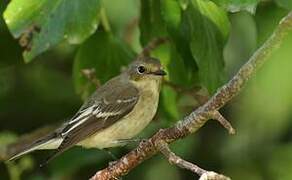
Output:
141 0 199 87
275 0 292 10
160 0 199 87
210 0 260 13
139 0 167 45
3 0 101 62
140 0 229 92
224 12 257 74
160 0 181 31
187 0 229 93
167 44 199 87
73 31 135 100
160 0 229 92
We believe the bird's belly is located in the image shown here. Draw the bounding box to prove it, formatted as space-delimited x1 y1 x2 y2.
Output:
79 89 159 149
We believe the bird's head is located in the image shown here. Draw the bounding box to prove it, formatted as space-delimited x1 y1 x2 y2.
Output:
127 57 166 82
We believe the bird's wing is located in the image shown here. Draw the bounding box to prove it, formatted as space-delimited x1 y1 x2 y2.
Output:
43 80 139 165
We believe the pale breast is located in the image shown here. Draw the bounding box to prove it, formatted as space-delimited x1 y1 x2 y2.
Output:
79 77 161 149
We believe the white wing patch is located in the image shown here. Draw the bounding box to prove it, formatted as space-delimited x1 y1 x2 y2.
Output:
116 97 137 103
61 97 138 136
61 106 96 136
68 106 96 124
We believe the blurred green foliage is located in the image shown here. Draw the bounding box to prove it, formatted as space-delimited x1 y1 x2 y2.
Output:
1 0 292 179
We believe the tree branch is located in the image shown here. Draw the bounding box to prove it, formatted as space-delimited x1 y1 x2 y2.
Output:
210 111 235 135
90 11 292 180
157 140 230 180
136 37 169 59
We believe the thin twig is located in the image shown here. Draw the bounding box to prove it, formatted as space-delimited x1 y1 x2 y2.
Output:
137 37 169 59
123 18 138 45
210 111 235 135
157 141 207 175
90 11 292 180
81 68 101 88
157 141 230 180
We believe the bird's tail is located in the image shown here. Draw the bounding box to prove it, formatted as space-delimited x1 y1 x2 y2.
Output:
6 133 62 161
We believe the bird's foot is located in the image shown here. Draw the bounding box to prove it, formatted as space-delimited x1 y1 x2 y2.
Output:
103 148 118 161
113 138 147 145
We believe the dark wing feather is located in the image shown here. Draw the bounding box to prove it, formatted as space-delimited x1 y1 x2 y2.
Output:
42 78 139 165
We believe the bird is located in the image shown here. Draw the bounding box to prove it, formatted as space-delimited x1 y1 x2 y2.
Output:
6 57 166 165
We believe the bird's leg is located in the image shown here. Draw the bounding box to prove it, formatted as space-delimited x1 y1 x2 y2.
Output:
103 148 118 161
113 138 146 144
103 139 146 163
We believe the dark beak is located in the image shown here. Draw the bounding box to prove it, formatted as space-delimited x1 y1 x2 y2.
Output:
152 69 167 76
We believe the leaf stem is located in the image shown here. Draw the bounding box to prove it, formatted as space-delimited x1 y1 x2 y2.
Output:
100 7 111 33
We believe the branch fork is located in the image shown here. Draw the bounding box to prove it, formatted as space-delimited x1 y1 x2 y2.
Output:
209 111 235 135
90 12 292 180
156 140 230 180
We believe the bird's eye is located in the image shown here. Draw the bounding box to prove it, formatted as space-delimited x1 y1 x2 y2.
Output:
137 66 146 74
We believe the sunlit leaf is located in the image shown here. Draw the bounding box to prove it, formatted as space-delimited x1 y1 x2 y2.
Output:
3 0 101 62
139 0 167 45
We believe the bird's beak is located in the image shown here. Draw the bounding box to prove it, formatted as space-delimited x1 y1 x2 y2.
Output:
152 69 167 76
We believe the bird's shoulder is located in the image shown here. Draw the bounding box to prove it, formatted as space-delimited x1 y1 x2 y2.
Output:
84 75 139 107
